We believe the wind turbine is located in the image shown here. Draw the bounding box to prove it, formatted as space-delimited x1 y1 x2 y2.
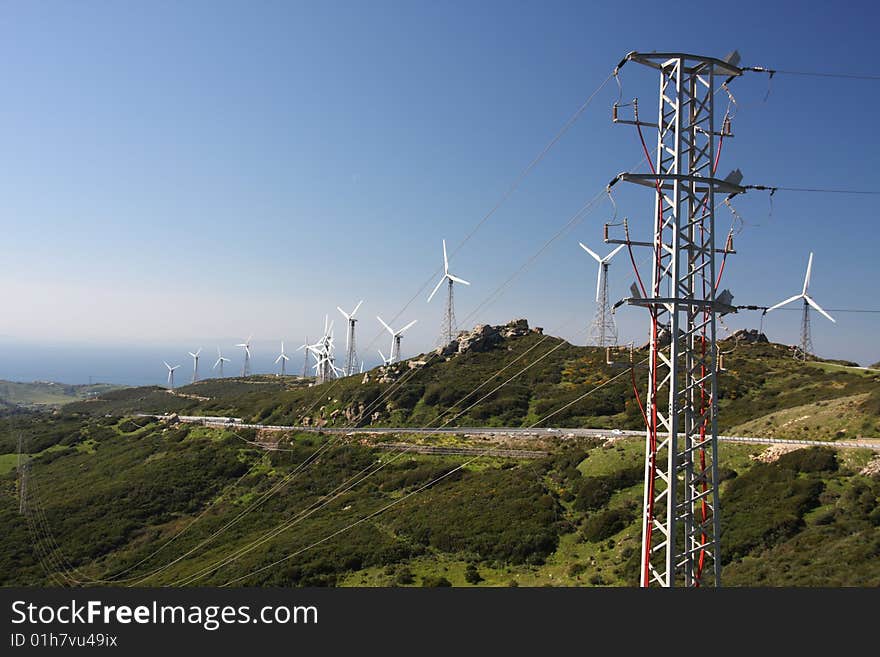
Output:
377 316 418 364
275 341 290 376
297 337 311 378
188 348 202 383
236 335 252 377
337 300 364 376
306 316 339 383
213 347 230 378
163 361 180 390
378 349 391 366
764 252 836 361
579 242 625 347
427 239 470 346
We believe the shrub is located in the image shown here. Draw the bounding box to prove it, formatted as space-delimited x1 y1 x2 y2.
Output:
422 576 452 587
776 447 837 473
464 564 483 585
582 508 636 542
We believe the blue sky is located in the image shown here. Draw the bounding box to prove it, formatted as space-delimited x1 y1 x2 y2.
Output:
1 1 878 383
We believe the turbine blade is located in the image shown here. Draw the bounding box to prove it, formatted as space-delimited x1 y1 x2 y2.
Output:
163 361 171 370
605 244 626 261
275 355 283 363
805 295 836 323
766 293 803 313
427 276 446 302
596 265 603 303
351 300 363 317
448 274 470 286
442 239 449 274
337 306 349 320
213 359 221 368
399 319 418 334
579 242 602 262
377 315 394 334
803 252 813 295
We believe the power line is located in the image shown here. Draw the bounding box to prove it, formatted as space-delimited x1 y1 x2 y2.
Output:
745 184 880 196
771 307 880 314
744 66 880 82
217 362 642 587
287 69 617 425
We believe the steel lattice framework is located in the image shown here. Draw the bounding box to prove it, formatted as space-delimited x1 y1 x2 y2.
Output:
589 261 618 347
613 52 745 587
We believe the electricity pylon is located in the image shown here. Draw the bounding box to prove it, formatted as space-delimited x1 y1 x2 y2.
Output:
611 51 746 587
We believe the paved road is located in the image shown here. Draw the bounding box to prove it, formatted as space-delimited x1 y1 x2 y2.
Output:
155 414 880 452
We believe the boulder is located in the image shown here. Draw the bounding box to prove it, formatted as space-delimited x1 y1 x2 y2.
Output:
500 318 530 338
730 329 769 344
457 324 502 353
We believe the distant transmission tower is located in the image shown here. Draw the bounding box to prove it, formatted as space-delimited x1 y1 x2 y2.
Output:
611 51 746 587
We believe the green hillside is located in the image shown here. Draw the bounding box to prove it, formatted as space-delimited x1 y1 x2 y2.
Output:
1 321 878 587
0 380 124 409
64 320 880 441
1 412 878 587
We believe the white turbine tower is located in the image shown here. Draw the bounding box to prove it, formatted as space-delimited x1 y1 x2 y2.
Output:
163 361 180 389
275 341 290 376
337 300 364 376
213 347 231 378
188 348 202 383
578 242 625 347
427 239 470 346
236 335 252 377
377 316 418 364
765 252 836 360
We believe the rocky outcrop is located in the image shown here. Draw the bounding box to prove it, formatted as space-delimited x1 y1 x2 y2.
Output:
457 324 502 353
729 329 769 344
434 319 534 359
500 319 530 338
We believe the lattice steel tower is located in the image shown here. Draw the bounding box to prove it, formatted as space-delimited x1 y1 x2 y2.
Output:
338 301 364 376
612 51 746 587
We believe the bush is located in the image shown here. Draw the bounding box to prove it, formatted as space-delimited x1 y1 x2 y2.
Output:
573 466 642 512
582 508 636 542
422 576 452 587
464 564 483 585
776 447 837 473
394 567 415 586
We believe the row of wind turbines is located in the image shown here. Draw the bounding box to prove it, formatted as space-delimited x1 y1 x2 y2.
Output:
161 239 834 388
578 239 835 360
161 240 471 388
